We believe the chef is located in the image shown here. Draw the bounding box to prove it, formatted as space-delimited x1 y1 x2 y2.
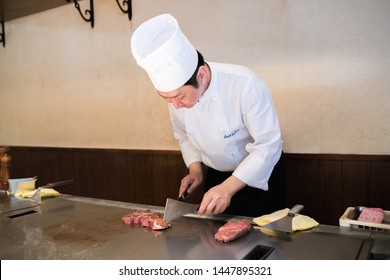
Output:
131 14 285 217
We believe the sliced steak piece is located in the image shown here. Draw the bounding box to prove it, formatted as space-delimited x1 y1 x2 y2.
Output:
150 217 171 230
122 210 140 224
133 210 153 224
122 209 171 230
215 219 251 243
122 210 149 224
357 207 384 223
140 212 158 227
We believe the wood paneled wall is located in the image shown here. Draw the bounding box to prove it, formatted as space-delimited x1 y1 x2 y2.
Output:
285 154 390 225
7 147 390 225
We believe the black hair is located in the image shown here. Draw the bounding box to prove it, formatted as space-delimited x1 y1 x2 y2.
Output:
183 50 205 88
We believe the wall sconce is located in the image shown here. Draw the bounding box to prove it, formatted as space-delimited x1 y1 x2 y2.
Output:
115 0 132 21
0 20 5 47
66 0 95 28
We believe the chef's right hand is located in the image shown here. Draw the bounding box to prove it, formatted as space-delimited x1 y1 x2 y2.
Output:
179 162 204 199
198 175 246 216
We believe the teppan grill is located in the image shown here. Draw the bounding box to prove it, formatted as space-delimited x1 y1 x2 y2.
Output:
1 194 389 260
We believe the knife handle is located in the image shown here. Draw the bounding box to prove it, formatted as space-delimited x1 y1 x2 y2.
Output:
45 180 74 189
178 190 188 201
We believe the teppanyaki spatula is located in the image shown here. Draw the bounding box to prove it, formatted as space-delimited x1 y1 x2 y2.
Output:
263 204 304 233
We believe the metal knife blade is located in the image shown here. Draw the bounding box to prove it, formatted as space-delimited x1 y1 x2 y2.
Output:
163 198 199 222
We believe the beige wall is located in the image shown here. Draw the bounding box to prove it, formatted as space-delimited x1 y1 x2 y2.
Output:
1 0 389 154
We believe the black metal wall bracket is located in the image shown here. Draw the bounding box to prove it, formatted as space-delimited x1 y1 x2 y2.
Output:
115 0 132 21
66 0 95 28
0 20 5 47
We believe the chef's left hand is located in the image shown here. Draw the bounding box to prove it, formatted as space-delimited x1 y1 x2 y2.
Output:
198 176 246 215
179 162 205 199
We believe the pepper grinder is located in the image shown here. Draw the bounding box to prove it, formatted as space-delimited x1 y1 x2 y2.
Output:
0 146 11 192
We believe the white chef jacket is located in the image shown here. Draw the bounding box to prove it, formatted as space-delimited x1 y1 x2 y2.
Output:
168 62 282 191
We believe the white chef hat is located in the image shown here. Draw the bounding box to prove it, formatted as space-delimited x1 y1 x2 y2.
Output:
131 14 198 92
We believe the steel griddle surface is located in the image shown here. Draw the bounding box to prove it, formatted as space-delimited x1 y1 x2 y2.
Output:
0 195 373 260
0 196 257 259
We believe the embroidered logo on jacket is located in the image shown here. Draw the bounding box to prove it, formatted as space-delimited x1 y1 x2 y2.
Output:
224 129 240 139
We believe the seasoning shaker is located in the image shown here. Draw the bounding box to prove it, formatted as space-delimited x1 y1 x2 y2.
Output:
0 145 11 192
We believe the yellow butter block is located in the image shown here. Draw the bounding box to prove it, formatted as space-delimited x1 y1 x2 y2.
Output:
9 178 36 194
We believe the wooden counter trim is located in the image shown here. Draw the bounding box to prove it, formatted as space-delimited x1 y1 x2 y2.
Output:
285 153 390 161
8 146 390 226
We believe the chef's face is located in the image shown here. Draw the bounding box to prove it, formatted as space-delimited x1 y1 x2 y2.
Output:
157 85 203 109
157 65 210 109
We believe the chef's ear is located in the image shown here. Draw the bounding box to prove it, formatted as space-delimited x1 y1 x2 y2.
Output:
197 65 207 80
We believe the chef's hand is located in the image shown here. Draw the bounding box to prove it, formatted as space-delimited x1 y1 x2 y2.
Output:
178 162 205 199
198 176 246 215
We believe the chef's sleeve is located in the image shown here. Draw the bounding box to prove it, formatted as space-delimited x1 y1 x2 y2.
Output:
232 78 283 190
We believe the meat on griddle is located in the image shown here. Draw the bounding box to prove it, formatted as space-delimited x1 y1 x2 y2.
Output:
122 209 171 230
214 219 251 242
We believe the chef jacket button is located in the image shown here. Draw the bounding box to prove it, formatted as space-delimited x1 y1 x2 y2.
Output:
212 96 217 102
220 128 225 133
